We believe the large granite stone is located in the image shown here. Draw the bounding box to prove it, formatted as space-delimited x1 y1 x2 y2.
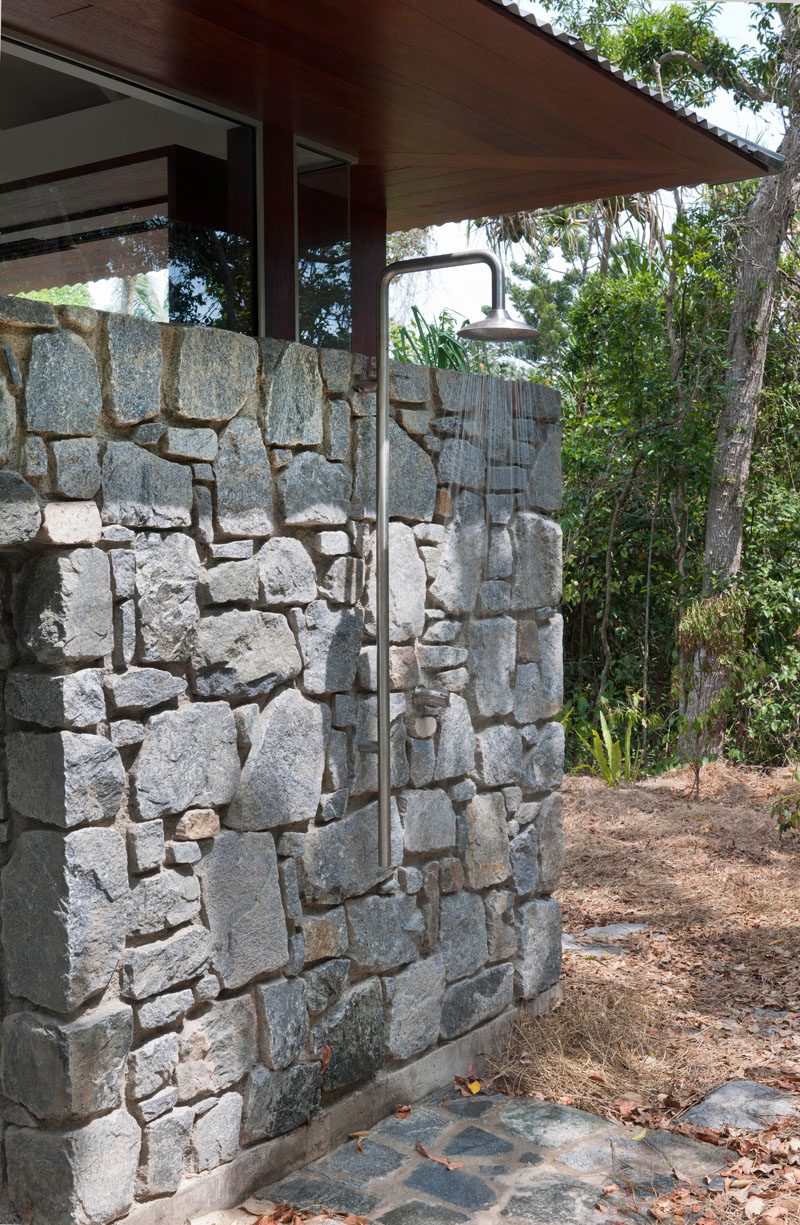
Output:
130 869 201 935
400 788 456 853
241 1063 322 1142
2 828 129 1012
512 512 562 609
121 925 211 1002
134 702 240 819
430 491 488 614
355 417 436 521
511 825 540 896
439 891 489 981
500 1100 609 1147
298 600 364 695
15 547 113 664
136 1106 192 1197
385 954 446 1060
264 342 324 445
514 616 563 722
365 521 426 643
257 536 317 605
255 978 309 1070
517 897 562 997
214 417 275 537
485 889 519 961
0 471 41 546
268 1177 377 1217
434 694 475 781
345 894 423 973
51 438 101 499
26 330 101 435
501 1173 607 1224
133 531 200 662
527 423 562 512
535 792 565 894
196 831 289 989
176 995 257 1099
5 668 105 729
0 381 16 465
316 1138 410 1183
189 1091 243 1172
106 313 162 424
304 958 350 1013
1 1002 133 1121
353 693 408 794
440 963 514 1039
198 559 259 605
683 1080 798 1130
7 731 125 827
105 666 186 712
228 689 328 830
322 978 385 1091
379 1203 468 1225
128 1033 179 1100
6 1109 140 1225
279 451 352 525
191 608 301 697
467 616 516 717
0 294 57 329
102 441 193 529
173 326 258 422
404 1163 495 1210
474 725 523 786
464 792 511 888
438 438 486 487
523 722 565 791
300 801 401 903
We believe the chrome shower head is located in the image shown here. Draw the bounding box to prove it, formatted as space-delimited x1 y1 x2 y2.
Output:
457 308 538 343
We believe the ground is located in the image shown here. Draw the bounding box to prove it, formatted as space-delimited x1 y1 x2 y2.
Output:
194 763 800 1225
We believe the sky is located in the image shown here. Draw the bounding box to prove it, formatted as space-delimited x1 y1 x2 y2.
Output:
396 1 786 327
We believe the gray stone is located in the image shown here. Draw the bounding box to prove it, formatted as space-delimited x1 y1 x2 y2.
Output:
193 461 214 481
6 1108 140 1225
416 645 469 671
300 909 349 964
320 555 364 604
502 1174 607 1224
174 808 220 840
423 617 460 642
214 417 275 536
131 869 201 936
2 827 128 1012
298 600 364 694
109 548 135 600
23 433 48 477
194 483 214 543
434 695 475 781
110 718 145 747
255 978 309 1070
475 725 523 785
176 994 258 1099
102 441 193 529
133 530 200 661
485 890 518 961
52 438 101 499
353 694 408 793
323 978 385 1091
242 1063 322 1143
377 1105 449 1147
325 398 352 461
189 1091 243 1172
464 792 510 888
0 380 16 464
173 326 258 422
511 826 540 895
313 529 350 556
317 1137 409 1182
358 643 420 691
445 1126 513 1157
385 954 445 1060
134 702 239 819
535 792 564 894
257 536 317 605
193 972 221 1004
500 1100 609 1147
191 608 301 697
326 728 349 792
228 689 328 830
514 617 563 722
105 666 186 712
527 424 562 511
279 451 352 525
468 616 516 717
268 1176 377 1217
0 294 57 328
128 1032 179 1099
438 438 486 487
517 897 562 997
131 422 165 449
487 526 513 578
355 418 436 520
162 426 217 461
523 722 565 790
114 599 136 666
345 894 423 973
479 579 511 612
379 1203 468 1225
209 539 254 560
26 330 101 435
400 788 456 852
15 547 113 664
128 821 165 875
333 692 357 727
121 924 211 1001
196 830 288 989
5 668 105 729
278 856 302 923
304 958 349 1014
409 739 436 787
440 963 514 1039
233 702 260 753
137 1086 179 1123
104 313 162 424
683 1080 798 1130
37 501 102 546
1 1002 132 1121
429 491 488 614
7 731 124 828
405 1163 495 1210
264 342 324 445
136 990 193 1034
320 347 352 394
137 1106 192 1197
300 800 401 904
512 512 562 609
439 892 488 981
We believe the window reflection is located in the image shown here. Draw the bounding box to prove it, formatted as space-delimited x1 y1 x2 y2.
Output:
297 148 351 350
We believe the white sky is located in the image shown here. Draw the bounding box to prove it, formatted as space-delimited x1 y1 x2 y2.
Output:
397 2 786 327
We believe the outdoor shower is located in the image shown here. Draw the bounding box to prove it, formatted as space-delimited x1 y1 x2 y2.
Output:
367 250 539 867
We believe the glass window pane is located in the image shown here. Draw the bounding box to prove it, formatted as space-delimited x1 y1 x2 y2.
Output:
297 150 351 350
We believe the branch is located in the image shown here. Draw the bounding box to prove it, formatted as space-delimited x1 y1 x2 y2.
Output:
653 49 772 104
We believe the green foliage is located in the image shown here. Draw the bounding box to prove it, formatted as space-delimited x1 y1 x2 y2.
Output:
771 766 800 834
391 307 472 371
17 284 92 307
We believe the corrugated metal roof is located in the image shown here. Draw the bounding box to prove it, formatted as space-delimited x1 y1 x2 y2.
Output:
487 0 785 173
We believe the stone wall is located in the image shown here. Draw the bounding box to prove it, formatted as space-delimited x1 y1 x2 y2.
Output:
0 294 564 1225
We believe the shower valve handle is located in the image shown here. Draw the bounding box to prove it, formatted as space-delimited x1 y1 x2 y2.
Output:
413 686 450 710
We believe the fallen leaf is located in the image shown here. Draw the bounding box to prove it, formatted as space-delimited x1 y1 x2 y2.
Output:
320 1043 331 1075
744 1196 765 1220
415 1142 463 1170
467 1079 482 1095
394 1104 411 1118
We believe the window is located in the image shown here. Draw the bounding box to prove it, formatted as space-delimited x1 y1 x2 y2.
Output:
296 145 351 350
0 43 257 333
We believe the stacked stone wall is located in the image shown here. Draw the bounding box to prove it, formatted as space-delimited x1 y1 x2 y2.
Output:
0 294 564 1225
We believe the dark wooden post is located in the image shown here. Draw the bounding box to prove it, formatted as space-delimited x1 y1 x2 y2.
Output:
262 126 297 342
350 166 386 358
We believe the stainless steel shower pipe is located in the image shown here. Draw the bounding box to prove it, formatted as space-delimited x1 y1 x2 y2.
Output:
374 249 532 867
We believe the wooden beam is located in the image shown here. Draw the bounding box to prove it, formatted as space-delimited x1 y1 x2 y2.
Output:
350 166 386 358
262 126 297 342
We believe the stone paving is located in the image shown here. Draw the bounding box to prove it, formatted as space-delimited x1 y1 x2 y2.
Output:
196 1088 733 1225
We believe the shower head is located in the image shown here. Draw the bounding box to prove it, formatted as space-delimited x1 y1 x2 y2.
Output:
457 308 539 343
